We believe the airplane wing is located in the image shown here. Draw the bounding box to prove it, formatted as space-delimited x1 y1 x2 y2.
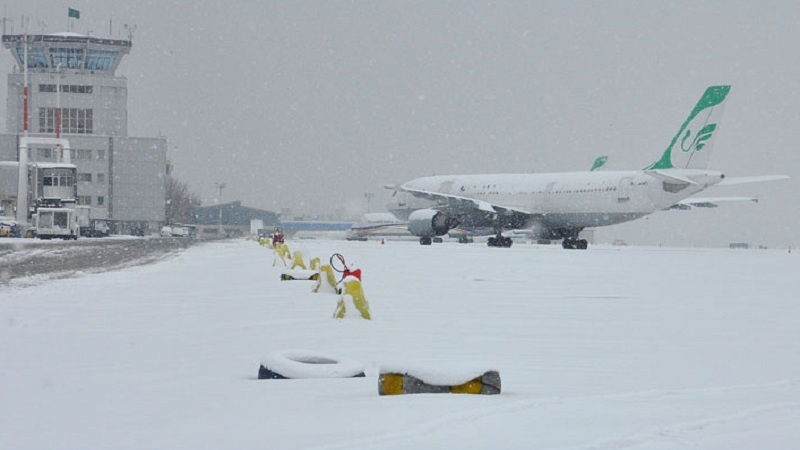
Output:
669 196 758 210
391 185 538 217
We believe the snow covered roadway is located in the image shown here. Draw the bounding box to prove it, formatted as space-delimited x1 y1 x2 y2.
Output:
1 238 799 449
0 236 197 285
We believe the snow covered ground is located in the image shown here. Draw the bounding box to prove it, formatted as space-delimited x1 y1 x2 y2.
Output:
2 238 799 449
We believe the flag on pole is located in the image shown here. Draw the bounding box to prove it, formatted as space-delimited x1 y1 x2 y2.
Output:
68 8 80 19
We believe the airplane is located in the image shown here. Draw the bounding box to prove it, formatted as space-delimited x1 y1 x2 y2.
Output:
387 85 788 248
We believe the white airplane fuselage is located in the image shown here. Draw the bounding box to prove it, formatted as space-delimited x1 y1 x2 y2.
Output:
402 169 725 232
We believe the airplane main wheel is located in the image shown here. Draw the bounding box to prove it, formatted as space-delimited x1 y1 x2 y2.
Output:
420 237 432 245
562 237 588 250
487 236 513 248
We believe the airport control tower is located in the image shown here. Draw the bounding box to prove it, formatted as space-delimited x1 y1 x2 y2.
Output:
0 31 167 233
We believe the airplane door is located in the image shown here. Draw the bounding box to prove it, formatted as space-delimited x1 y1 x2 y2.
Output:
618 177 633 202
544 182 556 207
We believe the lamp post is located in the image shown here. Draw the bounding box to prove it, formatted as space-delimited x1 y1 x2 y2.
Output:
364 192 374 213
215 181 226 236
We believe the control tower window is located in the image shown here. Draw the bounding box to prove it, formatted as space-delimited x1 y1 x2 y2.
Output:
50 47 84 69
85 49 119 71
15 48 48 69
38 108 94 134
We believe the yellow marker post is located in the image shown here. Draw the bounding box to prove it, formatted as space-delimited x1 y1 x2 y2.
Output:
291 251 307 270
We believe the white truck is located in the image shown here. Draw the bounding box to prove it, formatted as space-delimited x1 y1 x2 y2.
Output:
35 207 80 240
75 205 110 237
160 223 196 238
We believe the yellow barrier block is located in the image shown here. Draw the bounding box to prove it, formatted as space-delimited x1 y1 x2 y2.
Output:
310 257 320 271
450 377 483 394
291 251 307 270
378 373 405 395
273 243 288 267
313 265 339 294
377 371 501 395
333 279 371 320
333 298 346 319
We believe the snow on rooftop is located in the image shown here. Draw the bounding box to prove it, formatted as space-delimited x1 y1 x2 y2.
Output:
49 32 89 37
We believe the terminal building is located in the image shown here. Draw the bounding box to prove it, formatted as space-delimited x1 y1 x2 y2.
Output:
0 32 167 233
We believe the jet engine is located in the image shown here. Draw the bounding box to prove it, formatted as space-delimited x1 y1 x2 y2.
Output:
407 209 459 238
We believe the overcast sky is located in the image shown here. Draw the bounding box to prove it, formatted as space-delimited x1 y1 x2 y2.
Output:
2 1 798 246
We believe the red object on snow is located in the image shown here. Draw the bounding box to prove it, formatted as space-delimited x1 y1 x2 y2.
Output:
271 227 284 244
343 267 362 281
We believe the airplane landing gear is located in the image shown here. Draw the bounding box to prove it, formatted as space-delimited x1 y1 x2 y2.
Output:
487 235 513 248
420 237 432 245
562 237 588 250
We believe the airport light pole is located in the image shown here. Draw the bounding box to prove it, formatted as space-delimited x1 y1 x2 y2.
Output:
215 181 226 236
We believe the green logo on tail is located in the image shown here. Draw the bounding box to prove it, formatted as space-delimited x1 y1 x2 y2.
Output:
681 123 717 152
646 85 730 170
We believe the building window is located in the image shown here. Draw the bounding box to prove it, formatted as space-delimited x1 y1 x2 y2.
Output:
43 170 74 187
85 49 119 71
77 196 91 205
97 196 105 206
38 109 54 134
77 173 93 182
16 48 47 68
96 150 106 160
75 149 93 159
38 108 93 134
38 84 93 94
49 47 84 69
96 173 105 183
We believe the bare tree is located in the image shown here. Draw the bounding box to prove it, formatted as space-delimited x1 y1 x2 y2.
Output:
165 175 201 224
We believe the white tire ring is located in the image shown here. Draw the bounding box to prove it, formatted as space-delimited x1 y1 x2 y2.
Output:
258 350 366 379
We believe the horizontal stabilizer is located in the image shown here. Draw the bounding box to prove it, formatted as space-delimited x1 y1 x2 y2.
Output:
717 175 789 186
670 196 759 210
646 170 698 185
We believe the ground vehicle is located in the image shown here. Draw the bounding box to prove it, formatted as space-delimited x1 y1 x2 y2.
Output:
0 217 19 237
160 223 196 238
75 206 110 237
35 207 79 240
81 219 111 237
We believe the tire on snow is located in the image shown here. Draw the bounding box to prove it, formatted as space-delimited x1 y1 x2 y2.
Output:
258 350 366 379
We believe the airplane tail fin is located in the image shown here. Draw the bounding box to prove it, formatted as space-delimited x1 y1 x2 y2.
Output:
645 85 731 170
